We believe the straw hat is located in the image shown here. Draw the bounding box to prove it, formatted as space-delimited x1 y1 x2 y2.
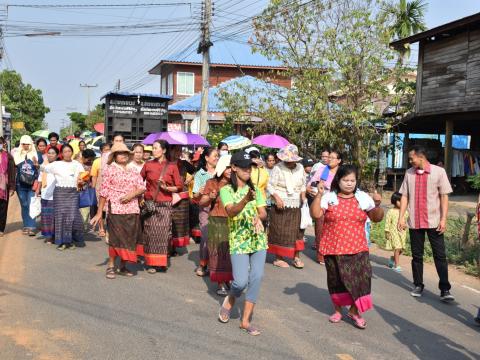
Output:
144 145 153 153
215 154 231 177
108 143 133 164
277 144 302 162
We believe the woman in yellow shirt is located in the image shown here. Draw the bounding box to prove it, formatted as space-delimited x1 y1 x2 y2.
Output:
248 149 269 200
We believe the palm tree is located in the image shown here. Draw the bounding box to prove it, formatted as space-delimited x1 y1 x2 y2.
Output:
388 0 428 62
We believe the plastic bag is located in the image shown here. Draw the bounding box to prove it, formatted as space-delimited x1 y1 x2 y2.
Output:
300 201 312 229
29 196 41 219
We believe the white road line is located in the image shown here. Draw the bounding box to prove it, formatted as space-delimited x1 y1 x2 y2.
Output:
462 285 480 294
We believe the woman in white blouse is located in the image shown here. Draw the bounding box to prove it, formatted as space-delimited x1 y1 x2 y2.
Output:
41 144 85 251
267 144 307 269
37 146 60 244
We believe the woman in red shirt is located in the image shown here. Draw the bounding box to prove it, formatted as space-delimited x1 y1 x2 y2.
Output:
140 140 183 273
311 165 383 329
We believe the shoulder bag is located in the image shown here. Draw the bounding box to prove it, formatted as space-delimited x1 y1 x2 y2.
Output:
140 161 169 220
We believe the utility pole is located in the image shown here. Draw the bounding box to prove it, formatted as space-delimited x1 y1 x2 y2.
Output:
0 6 8 139
80 83 98 115
198 0 213 136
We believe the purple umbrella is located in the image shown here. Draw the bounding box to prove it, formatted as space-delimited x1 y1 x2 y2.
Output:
158 131 210 146
142 133 161 145
252 134 289 149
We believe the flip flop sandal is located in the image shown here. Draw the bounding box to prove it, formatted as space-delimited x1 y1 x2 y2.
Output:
329 312 343 323
195 266 207 276
218 306 231 323
106 267 116 279
216 286 229 297
293 258 304 269
347 313 367 329
98 230 106 237
273 260 290 268
147 268 157 274
240 325 261 336
117 268 134 277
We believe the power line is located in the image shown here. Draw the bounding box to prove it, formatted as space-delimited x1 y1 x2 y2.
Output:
8 3 194 9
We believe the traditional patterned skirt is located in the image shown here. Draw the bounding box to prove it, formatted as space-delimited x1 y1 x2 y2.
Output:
325 251 373 313
268 206 305 258
53 187 84 245
107 213 140 263
171 193 190 248
40 199 54 238
190 201 201 238
199 207 209 267
142 202 172 267
207 216 233 283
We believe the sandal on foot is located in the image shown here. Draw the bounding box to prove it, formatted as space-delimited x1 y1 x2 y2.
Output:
117 267 134 277
147 267 157 274
106 267 116 279
240 325 261 336
273 260 289 268
293 258 304 269
347 313 366 329
195 266 207 276
218 305 231 324
98 230 106 237
216 285 229 297
329 312 343 323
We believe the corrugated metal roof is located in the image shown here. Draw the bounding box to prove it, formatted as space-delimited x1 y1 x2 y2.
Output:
169 75 287 113
100 91 172 101
149 40 285 74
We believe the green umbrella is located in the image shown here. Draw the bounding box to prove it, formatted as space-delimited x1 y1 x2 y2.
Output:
31 129 50 138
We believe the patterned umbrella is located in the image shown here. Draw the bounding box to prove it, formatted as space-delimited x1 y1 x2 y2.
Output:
252 134 289 149
31 129 50 138
221 135 251 150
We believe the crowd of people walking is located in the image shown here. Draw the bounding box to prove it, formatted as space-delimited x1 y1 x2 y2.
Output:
3 132 464 335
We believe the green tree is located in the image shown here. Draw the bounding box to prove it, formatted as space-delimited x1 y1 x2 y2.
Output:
238 0 408 180
386 0 428 61
0 70 50 133
67 112 87 131
66 104 104 132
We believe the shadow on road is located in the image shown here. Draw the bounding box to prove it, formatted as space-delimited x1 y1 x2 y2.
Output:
283 282 332 316
370 254 480 331
5 221 24 234
375 304 479 360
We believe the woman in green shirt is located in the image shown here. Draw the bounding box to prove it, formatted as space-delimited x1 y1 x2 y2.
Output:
218 151 267 336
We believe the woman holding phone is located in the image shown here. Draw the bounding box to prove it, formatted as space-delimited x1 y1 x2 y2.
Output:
218 151 267 336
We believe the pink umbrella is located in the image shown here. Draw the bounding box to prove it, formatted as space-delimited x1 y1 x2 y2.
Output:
252 134 289 149
143 131 209 146
142 133 160 145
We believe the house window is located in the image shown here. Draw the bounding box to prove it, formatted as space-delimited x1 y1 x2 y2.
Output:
177 72 194 95
167 73 173 96
161 75 167 94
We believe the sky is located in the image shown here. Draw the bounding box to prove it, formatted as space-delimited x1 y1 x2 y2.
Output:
4 0 480 133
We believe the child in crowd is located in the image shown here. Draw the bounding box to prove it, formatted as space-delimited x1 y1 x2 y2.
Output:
384 192 408 272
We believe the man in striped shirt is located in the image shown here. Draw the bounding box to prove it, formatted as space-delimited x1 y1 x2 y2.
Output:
398 145 454 302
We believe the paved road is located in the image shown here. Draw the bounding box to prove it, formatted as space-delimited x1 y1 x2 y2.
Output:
1 199 479 360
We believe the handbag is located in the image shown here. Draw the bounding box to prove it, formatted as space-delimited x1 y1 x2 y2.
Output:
79 187 97 208
140 162 169 219
19 156 36 186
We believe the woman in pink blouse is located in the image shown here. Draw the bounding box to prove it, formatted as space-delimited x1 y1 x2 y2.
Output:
91 143 146 279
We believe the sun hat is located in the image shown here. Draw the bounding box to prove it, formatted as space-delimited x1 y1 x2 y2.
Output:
245 146 260 154
231 150 253 168
215 154 232 177
277 144 302 162
144 145 153 152
108 143 132 164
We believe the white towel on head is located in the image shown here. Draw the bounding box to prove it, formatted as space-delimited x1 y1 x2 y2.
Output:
320 190 375 211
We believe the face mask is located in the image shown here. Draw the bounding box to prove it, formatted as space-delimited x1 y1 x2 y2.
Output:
220 150 228 157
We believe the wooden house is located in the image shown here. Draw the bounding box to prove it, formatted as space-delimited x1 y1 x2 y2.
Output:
391 12 480 179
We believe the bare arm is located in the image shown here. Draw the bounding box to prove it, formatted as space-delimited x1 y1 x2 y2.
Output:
437 194 449 234
398 195 408 231
224 189 255 218
198 194 212 208
310 183 325 219
257 206 267 221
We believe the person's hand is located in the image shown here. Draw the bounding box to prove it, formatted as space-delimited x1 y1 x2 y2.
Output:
209 189 218 200
244 188 256 203
32 156 38 167
398 218 407 232
158 178 166 190
253 217 264 234
185 178 193 186
120 194 132 204
90 213 102 227
275 196 285 209
437 218 447 234
35 188 40 197
372 191 382 207
306 185 316 197
316 182 325 197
